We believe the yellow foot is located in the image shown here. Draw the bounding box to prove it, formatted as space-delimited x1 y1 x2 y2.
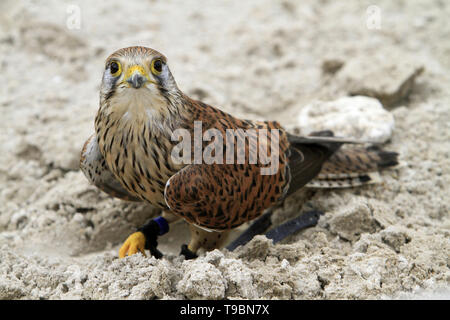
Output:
119 231 146 258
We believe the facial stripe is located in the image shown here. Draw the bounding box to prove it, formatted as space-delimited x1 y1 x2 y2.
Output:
103 69 120 100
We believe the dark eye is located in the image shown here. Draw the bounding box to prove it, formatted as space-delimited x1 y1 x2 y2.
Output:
110 61 121 76
151 59 163 74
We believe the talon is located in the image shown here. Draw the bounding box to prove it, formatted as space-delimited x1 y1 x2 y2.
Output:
149 245 163 259
180 244 198 260
119 231 147 258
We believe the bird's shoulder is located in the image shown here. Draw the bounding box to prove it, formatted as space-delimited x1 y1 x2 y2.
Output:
184 96 285 133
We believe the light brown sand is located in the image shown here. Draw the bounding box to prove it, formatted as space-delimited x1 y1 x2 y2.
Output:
0 0 448 299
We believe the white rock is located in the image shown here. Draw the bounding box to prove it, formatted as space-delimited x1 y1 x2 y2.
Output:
297 96 395 143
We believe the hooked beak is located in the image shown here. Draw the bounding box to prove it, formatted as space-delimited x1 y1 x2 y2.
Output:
125 65 148 89
127 74 147 89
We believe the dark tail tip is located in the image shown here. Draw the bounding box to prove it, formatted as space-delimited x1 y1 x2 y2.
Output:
376 151 399 168
308 130 334 137
359 174 371 183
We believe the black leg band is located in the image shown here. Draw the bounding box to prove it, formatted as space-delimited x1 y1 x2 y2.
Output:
137 219 163 259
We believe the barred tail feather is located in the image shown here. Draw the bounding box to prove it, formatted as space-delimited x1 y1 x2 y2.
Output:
286 130 398 192
306 146 398 189
306 172 382 189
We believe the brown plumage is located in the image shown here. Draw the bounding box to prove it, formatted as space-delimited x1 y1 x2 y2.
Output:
80 46 398 258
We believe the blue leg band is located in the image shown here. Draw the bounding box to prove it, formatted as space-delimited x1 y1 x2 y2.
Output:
154 216 169 235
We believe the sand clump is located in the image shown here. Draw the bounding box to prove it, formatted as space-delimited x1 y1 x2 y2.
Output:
1 1 449 299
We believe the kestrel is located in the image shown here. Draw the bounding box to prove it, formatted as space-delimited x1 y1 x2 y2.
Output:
80 46 398 259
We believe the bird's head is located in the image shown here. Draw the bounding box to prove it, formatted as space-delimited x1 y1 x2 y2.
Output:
99 46 180 120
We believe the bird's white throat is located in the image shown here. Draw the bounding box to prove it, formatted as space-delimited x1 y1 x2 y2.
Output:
107 87 174 137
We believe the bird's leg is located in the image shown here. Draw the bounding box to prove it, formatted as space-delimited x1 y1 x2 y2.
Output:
226 209 274 251
180 224 230 260
119 210 180 258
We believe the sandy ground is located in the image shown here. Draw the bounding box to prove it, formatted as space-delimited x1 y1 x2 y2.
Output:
0 0 449 299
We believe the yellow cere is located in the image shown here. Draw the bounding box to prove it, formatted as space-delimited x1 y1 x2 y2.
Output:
125 65 151 81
